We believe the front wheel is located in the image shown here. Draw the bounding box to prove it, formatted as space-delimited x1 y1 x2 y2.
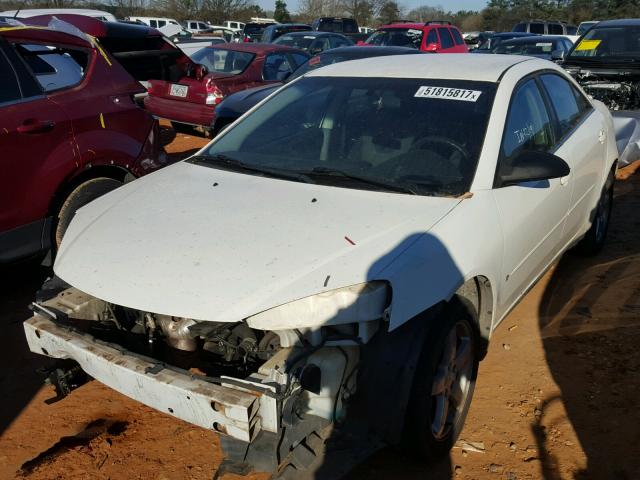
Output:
577 169 614 255
404 296 480 461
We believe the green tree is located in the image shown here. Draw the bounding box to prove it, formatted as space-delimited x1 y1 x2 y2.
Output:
274 0 292 22
377 0 400 24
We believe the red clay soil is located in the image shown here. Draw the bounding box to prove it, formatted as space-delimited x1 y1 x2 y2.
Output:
0 129 637 480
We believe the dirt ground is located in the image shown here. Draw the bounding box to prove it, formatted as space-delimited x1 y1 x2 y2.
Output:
1 128 638 480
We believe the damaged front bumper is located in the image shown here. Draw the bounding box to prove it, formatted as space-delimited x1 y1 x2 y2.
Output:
23 313 274 443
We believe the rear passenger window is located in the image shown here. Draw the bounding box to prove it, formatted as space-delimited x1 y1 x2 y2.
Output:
548 23 563 34
150 20 157 28
263 53 293 81
426 29 438 45
14 44 88 92
158 20 166 27
530 23 545 34
540 74 591 139
439 28 454 49
451 28 464 45
0 50 21 104
502 79 555 163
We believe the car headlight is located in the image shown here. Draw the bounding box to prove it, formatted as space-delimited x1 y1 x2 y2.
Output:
245 281 390 331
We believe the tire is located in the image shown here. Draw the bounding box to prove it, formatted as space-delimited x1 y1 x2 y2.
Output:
404 296 480 461
55 177 122 247
576 169 614 256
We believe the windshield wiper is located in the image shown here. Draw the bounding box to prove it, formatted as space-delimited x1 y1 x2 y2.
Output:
302 166 417 195
189 154 314 184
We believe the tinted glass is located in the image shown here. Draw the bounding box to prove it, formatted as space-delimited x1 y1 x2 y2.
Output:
530 23 545 34
426 29 438 45
513 23 526 32
191 48 254 74
15 44 87 92
548 23 563 34
331 36 352 48
263 53 293 81
502 79 555 161
567 26 577 35
569 25 640 58
439 28 454 48
366 28 423 49
274 34 316 50
451 28 464 45
0 49 21 104
204 77 497 196
291 53 310 67
540 74 587 138
494 39 557 56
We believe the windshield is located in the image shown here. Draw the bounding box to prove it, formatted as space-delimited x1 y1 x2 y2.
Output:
191 48 254 74
202 77 496 196
494 39 557 56
569 25 640 59
366 28 423 49
274 34 317 49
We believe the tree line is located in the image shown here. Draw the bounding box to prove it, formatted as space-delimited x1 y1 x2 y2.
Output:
2 0 640 30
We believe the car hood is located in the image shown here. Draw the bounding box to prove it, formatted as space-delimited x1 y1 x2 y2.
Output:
55 161 460 323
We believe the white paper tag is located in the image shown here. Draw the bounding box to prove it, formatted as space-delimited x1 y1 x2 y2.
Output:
414 86 482 102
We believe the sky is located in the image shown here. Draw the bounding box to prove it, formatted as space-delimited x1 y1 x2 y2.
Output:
257 0 489 14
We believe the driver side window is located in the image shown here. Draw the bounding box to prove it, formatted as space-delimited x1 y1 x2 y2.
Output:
501 79 555 166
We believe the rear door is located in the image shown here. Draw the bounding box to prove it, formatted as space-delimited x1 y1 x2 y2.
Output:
539 73 604 242
0 39 76 237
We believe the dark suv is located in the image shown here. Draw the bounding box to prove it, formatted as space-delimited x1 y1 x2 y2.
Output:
0 18 169 263
513 20 577 35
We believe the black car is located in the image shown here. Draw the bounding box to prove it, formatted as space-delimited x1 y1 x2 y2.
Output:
242 22 277 42
212 46 424 134
273 31 353 54
492 35 574 61
473 32 539 53
563 18 640 110
260 23 312 43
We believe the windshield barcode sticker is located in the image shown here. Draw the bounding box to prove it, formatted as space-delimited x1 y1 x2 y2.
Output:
415 86 482 102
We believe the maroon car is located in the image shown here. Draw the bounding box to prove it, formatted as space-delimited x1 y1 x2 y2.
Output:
144 43 309 133
0 18 176 263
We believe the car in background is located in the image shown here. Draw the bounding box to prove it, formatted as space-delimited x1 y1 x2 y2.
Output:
213 45 424 134
261 23 312 43
492 35 574 61
359 26 374 34
144 43 309 133
365 21 468 53
464 31 494 50
576 21 599 36
513 20 577 35
472 32 539 53
0 19 166 263
242 21 277 42
311 17 368 42
562 19 640 111
0 8 116 21
178 37 227 58
223 20 245 32
126 16 181 30
184 20 213 34
273 31 353 54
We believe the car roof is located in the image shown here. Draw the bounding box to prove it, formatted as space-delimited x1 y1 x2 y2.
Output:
24 14 164 38
279 31 335 37
593 18 640 28
305 54 531 82
0 21 93 48
206 42 304 54
500 35 566 44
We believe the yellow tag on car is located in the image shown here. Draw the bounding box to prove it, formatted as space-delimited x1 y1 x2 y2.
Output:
576 39 601 51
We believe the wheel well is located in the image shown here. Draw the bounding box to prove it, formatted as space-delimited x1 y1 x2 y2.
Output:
455 276 493 359
49 165 132 219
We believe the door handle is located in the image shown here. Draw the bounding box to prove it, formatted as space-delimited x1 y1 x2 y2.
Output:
17 120 55 134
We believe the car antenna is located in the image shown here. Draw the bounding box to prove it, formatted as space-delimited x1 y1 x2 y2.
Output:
13 0 27 18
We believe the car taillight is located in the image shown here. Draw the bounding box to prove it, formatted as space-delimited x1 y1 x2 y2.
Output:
243 36 249 42
205 81 224 105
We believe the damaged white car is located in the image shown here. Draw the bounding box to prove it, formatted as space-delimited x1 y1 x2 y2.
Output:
24 55 618 478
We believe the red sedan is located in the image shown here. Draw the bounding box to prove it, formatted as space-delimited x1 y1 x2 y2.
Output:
144 43 309 133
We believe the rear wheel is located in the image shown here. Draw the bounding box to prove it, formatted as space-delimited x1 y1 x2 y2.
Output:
577 169 614 255
55 177 122 248
404 296 480 461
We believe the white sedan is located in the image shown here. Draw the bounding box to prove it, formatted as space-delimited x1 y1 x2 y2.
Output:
24 54 617 476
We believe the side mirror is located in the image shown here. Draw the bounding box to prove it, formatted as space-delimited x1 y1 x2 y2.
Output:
195 64 208 80
425 42 438 52
497 150 570 188
550 49 565 61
